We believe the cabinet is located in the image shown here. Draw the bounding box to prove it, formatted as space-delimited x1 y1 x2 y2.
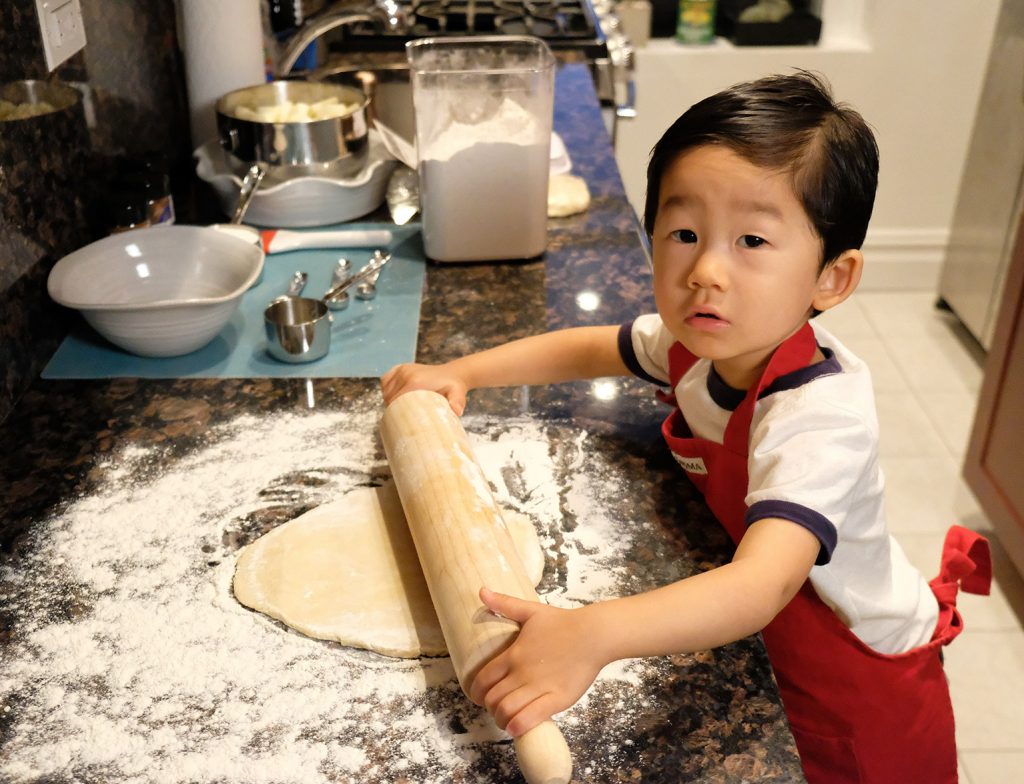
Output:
965 208 1024 576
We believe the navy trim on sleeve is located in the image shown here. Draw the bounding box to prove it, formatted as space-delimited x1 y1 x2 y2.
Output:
745 499 837 566
761 346 841 398
617 321 667 386
706 346 843 411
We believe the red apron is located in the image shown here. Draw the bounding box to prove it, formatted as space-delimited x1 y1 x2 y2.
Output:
659 322 992 783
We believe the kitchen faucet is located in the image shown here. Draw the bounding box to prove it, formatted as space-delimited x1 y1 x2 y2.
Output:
276 0 408 76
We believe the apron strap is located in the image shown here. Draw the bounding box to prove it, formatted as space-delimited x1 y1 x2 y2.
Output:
928 525 992 646
723 323 818 453
666 341 701 389
658 341 703 408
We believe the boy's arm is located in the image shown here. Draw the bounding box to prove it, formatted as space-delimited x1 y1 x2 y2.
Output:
381 325 628 414
470 517 821 737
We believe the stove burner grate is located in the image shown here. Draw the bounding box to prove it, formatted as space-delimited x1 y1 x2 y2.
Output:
331 0 607 57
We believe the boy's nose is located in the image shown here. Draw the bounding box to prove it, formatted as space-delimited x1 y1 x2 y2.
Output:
687 248 728 290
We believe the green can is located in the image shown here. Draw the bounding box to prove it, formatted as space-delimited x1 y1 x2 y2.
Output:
676 0 717 44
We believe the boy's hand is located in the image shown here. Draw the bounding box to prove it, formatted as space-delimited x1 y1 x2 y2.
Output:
469 588 608 737
381 362 469 415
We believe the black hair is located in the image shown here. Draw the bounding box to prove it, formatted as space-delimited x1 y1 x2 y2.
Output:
643 71 879 272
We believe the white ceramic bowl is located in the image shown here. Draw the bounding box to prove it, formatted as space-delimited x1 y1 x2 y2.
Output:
194 129 397 227
47 225 265 357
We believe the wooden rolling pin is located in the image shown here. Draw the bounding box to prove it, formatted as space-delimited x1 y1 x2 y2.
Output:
380 390 573 784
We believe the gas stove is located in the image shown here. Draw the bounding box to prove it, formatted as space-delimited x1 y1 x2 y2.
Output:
328 0 609 59
312 0 634 145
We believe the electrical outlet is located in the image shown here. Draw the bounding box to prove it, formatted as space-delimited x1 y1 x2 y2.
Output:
35 0 87 72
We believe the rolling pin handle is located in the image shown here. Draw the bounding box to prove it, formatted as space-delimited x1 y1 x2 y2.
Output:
513 720 573 784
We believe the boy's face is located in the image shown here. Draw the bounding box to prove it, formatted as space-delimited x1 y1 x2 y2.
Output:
651 144 828 389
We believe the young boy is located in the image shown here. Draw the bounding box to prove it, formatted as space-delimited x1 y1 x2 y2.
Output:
381 72 991 783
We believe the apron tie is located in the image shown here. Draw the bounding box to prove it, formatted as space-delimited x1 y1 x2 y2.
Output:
931 524 992 596
928 525 992 646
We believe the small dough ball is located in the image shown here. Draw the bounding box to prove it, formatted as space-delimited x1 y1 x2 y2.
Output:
548 173 591 218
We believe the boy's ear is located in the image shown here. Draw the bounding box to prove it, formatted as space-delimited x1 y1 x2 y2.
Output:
812 249 863 313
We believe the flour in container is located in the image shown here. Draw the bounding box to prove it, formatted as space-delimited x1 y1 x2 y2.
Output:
418 99 550 261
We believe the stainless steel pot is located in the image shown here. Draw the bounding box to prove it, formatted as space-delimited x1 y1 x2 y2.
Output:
318 64 415 145
216 80 370 181
0 80 82 116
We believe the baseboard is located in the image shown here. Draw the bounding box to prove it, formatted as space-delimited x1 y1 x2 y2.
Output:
859 227 948 291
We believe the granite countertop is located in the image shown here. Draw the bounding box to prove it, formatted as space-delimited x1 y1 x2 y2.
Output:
0 65 804 783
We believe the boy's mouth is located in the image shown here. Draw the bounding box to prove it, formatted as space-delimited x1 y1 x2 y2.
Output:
685 306 730 331
686 305 727 320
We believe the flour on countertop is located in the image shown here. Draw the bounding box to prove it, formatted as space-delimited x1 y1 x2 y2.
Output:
0 407 668 783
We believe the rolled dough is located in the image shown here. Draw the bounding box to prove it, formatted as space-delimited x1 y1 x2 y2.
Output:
232 480 544 658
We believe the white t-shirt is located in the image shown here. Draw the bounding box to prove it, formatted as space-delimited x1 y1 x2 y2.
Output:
622 314 939 655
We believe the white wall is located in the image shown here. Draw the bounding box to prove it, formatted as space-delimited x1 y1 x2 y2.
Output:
614 0 1002 290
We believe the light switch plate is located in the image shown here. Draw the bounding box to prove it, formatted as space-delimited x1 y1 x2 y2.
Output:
34 0 87 72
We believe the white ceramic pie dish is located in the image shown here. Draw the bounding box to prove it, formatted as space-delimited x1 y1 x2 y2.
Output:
47 225 265 357
195 130 398 228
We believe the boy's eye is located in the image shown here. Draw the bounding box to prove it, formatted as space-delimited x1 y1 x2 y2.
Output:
670 229 698 243
740 235 767 248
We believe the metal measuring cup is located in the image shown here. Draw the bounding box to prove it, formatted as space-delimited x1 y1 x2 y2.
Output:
355 249 389 300
263 270 332 363
321 249 391 304
326 258 352 311
262 252 392 363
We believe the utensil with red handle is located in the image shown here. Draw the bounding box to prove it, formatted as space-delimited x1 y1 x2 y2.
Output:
259 228 393 254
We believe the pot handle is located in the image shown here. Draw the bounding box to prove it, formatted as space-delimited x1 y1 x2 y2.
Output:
232 164 266 224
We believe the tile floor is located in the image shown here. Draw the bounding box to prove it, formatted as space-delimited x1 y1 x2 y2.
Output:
816 291 1024 784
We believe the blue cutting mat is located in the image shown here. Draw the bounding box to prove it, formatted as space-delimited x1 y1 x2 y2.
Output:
42 224 425 379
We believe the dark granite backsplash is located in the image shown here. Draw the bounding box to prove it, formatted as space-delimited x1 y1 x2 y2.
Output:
0 0 192 423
